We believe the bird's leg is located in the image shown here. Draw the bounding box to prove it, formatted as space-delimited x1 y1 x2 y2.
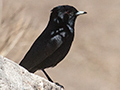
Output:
42 69 53 82
42 69 64 88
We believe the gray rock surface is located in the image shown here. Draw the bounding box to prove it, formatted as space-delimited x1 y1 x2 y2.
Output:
0 55 63 90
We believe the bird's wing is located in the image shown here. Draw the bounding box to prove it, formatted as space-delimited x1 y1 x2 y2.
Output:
20 33 64 71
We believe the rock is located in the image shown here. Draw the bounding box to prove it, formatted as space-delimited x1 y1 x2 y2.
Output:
0 55 63 90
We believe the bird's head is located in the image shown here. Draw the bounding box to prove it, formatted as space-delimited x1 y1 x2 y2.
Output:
50 5 87 27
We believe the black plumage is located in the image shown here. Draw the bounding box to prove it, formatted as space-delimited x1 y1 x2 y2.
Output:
19 5 87 87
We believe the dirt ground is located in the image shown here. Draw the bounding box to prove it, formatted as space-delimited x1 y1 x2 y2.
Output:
1 0 120 90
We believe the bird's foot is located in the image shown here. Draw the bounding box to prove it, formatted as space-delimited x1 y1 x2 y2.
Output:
54 82 64 89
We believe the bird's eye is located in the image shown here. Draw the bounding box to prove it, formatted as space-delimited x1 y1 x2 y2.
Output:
65 11 71 15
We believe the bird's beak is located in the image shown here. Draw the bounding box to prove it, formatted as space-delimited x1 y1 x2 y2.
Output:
76 11 87 16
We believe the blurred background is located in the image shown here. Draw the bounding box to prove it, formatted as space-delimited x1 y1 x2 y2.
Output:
1 0 120 90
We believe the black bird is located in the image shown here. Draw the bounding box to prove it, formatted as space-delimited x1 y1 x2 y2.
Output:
20 5 87 88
